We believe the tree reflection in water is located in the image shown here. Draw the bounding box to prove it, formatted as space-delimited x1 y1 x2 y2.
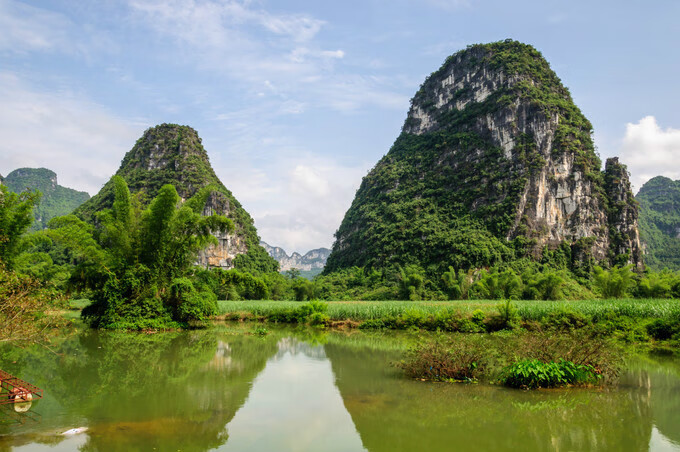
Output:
0 328 679 452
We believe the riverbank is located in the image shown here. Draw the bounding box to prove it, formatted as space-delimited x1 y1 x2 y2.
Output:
216 299 680 346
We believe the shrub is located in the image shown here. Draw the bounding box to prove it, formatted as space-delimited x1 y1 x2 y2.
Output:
398 335 486 381
471 309 486 326
488 299 520 330
647 318 680 340
169 277 217 323
499 359 602 389
309 312 331 327
358 319 388 330
542 310 591 331
293 279 315 301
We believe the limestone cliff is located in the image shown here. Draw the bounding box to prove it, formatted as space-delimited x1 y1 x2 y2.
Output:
604 158 643 268
76 124 277 272
260 241 330 271
325 40 642 273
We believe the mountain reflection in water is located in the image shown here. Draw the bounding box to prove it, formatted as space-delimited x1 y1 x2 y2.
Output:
0 326 678 452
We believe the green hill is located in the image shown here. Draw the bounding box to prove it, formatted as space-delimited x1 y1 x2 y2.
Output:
75 123 277 272
3 167 90 230
636 176 680 270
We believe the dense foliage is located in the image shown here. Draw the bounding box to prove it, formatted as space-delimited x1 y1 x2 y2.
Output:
3 168 90 231
0 184 65 344
0 185 41 268
637 176 680 271
499 359 602 389
48 176 233 329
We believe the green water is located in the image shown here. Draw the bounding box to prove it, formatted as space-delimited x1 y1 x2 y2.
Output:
1 325 679 451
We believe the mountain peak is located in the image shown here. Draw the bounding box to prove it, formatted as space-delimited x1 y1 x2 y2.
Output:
326 41 642 273
76 124 277 271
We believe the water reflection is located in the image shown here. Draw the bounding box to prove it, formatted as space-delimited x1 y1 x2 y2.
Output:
0 328 280 451
221 339 365 452
324 339 680 452
0 327 679 452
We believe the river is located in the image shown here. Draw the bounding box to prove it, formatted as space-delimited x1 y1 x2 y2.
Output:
1 324 679 451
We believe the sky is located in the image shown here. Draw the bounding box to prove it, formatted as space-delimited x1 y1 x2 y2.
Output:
1 0 679 254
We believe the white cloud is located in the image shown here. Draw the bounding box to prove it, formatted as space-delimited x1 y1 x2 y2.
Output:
0 0 117 59
212 149 369 254
319 49 345 59
128 0 325 55
127 0 406 113
618 116 680 191
0 0 71 53
0 72 143 195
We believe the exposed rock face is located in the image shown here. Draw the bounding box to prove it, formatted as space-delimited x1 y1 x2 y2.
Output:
4 167 90 230
604 158 643 269
197 191 249 268
260 241 330 271
325 40 643 273
76 124 277 271
636 176 680 270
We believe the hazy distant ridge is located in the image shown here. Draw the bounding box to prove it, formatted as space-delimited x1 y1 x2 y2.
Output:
260 241 330 271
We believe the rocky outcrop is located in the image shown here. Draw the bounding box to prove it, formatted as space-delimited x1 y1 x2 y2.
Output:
196 191 249 268
76 124 277 271
604 158 643 269
325 40 643 273
260 241 330 271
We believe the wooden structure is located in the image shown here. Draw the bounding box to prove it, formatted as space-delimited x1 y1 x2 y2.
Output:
0 369 42 405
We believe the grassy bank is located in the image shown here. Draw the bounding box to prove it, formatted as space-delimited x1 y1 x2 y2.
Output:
217 299 680 321
217 299 680 345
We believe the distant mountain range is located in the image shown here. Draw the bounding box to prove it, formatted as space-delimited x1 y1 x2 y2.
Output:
260 241 330 274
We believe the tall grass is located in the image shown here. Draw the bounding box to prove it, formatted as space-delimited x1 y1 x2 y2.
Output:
217 298 680 322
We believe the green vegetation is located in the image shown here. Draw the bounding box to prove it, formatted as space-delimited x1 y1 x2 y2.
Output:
499 359 602 389
217 298 680 346
398 328 620 389
0 184 41 268
0 184 66 345
47 176 233 329
637 176 680 271
3 168 90 231
399 334 486 381
74 124 278 274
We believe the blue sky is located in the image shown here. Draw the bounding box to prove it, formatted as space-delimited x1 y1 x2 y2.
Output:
1 0 679 253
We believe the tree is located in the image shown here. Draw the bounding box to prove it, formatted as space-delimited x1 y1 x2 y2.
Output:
0 185 41 269
0 264 65 344
593 265 635 299
285 268 301 280
0 185 65 345
441 266 473 300
48 177 233 329
398 265 425 301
